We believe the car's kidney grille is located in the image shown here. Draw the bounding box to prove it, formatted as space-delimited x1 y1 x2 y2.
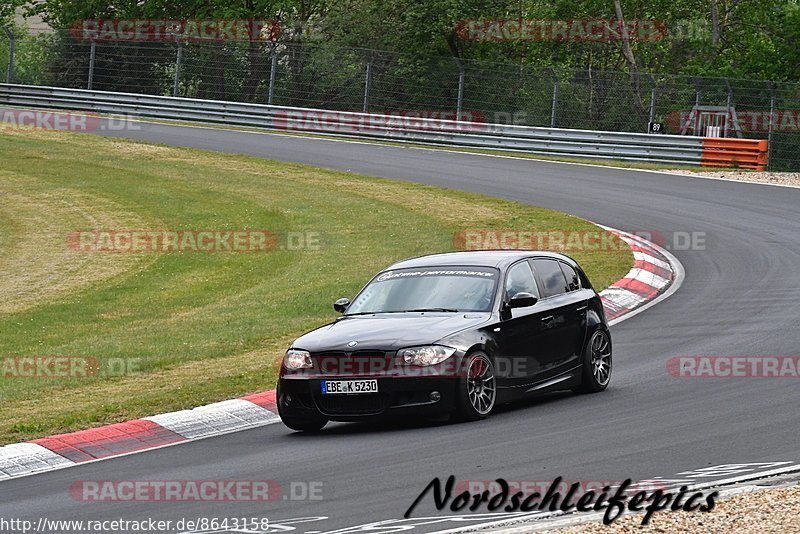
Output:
312 351 396 375
315 393 388 415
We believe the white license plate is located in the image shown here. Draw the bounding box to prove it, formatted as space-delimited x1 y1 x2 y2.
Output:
321 379 378 395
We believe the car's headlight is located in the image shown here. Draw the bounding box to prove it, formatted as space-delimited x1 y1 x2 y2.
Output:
284 349 312 370
399 345 456 366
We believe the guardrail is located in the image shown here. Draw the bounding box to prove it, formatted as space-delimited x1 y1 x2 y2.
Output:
700 138 769 170
0 84 768 169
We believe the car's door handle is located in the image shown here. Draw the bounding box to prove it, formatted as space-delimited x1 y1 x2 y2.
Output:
575 306 587 312
541 315 554 323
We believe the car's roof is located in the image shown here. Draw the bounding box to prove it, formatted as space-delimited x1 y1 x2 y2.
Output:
386 250 575 270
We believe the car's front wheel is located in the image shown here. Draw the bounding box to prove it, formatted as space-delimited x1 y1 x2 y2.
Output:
279 413 328 432
574 328 612 393
277 391 329 432
454 351 496 421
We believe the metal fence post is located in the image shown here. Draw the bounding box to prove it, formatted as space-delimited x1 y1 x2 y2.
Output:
87 40 97 90
724 78 732 137
173 38 183 97
693 78 702 134
548 67 559 128
453 58 465 120
363 56 372 113
694 78 701 108
646 74 657 128
268 45 277 105
2 26 14 84
767 82 776 170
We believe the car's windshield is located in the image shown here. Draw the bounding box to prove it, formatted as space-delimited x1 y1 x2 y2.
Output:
346 266 499 314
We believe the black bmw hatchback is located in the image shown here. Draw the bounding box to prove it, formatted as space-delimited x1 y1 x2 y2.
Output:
277 251 611 431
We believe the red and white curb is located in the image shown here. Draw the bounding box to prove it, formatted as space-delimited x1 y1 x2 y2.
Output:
598 227 684 326
0 391 278 480
0 228 682 481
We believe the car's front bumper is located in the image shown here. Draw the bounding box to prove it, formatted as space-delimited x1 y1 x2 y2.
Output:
277 376 459 422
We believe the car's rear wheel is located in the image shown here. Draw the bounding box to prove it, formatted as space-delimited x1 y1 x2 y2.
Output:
574 328 612 393
455 351 496 421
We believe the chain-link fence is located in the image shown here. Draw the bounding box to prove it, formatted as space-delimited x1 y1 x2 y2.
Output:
2 28 799 170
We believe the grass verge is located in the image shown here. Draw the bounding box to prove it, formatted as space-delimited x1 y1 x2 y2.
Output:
0 127 632 444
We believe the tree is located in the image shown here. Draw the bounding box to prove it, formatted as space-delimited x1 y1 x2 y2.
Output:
1 0 31 27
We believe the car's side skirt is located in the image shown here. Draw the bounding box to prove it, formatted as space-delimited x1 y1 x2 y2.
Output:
524 372 576 393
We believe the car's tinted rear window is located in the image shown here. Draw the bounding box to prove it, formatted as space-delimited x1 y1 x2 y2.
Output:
532 259 569 298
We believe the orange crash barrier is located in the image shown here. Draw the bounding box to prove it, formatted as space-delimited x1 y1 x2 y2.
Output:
700 138 769 171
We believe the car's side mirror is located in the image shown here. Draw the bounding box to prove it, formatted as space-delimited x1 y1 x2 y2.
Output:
333 297 351 313
507 292 538 309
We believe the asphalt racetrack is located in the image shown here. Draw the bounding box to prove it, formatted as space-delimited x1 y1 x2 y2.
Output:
1 119 799 533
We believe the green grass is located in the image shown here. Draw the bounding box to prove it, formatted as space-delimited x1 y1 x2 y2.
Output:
0 128 632 444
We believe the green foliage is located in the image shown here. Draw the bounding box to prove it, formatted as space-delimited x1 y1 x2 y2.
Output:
13 0 800 82
1 0 29 26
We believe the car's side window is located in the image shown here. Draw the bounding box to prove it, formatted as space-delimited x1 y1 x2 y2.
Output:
559 262 581 292
505 260 540 299
532 259 569 298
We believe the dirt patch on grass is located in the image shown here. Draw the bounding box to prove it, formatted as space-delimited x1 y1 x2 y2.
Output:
102 141 175 156
137 149 511 223
0 174 157 314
